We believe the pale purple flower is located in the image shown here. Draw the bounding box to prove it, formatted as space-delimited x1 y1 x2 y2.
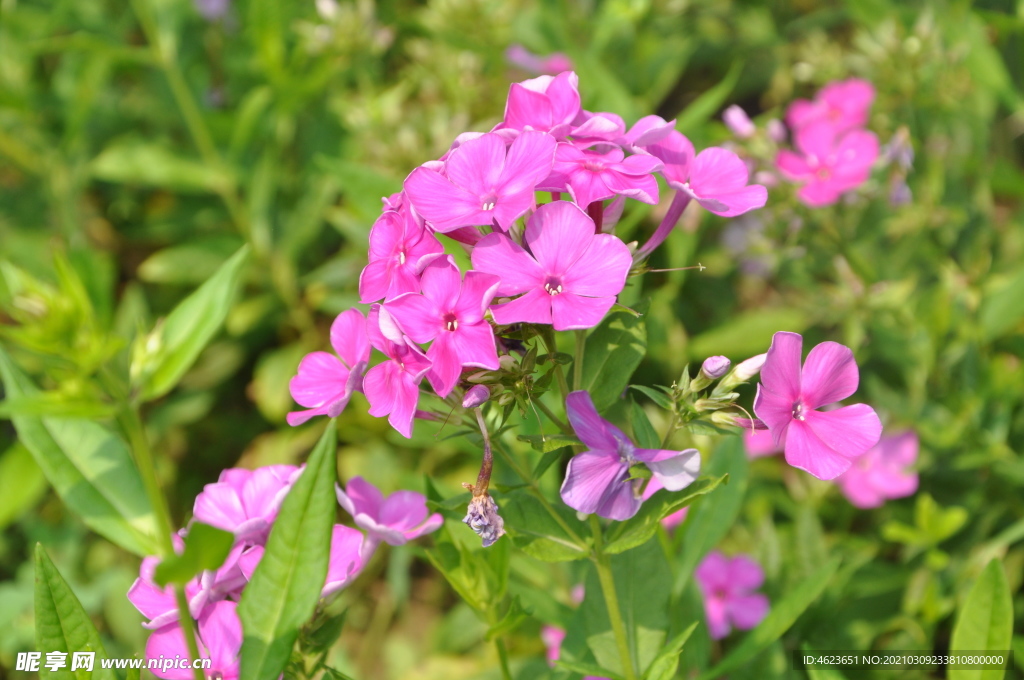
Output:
723 105 756 139
462 385 491 409
361 305 432 438
287 309 370 426
732 353 767 381
192 466 303 542
695 552 769 639
146 601 241 680
753 332 882 480
560 391 700 521
359 205 444 303
701 356 731 380
540 144 662 207
470 201 632 331
194 0 230 20
336 476 443 546
836 431 918 508
786 78 875 134
776 122 879 207
498 71 582 138
505 45 574 75
384 255 500 397
403 131 556 232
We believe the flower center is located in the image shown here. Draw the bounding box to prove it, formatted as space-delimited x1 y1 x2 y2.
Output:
583 159 605 172
397 250 406 265
210 672 224 680
792 401 806 421
481 193 498 211
443 312 459 332
543 276 564 295
816 168 831 181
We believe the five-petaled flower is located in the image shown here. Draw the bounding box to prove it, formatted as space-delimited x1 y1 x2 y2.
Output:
336 476 443 547
359 204 444 303
836 431 919 508
695 552 770 639
776 122 879 207
361 305 433 438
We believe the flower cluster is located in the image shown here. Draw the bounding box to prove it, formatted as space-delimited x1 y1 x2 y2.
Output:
129 468 439 678
288 70 767 439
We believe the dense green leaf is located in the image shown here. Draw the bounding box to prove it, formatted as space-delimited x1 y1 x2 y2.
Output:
153 522 235 587
644 621 698 680
499 489 589 561
629 399 660 450
578 301 648 412
629 384 673 410
949 559 1012 680
0 442 47 529
238 421 338 680
91 139 233 193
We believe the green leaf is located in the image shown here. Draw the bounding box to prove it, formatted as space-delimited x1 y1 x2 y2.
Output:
579 301 648 412
516 433 581 453
499 489 589 561
153 522 235 587
485 596 529 641
949 559 1013 680
137 236 245 285
604 476 727 555
630 399 660 450
34 545 116 680
0 443 47 529
140 245 250 401
424 523 509 611
555 659 626 680
644 621 698 680
238 421 338 680
532 448 565 480
0 347 159 556
696 558 841 680
90 138 233 193
0 396 118 419
630 384 673 410
673 438 749 595
674 61 744 130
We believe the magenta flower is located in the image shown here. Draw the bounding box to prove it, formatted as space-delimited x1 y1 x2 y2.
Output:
336 476 442 546
560 391 700 521
753 332 882 480
322 524 372 596
723 105 756 139
192 466 303 542
361 305 432 438
775 122 879 207
403 130 556 232
641 478 689 530
359 205 443 303
384 255 500 397
470 201 632 331
786 78 875 134
836 431 919 508
146 601 241 680
505 45 574 76
499 71 581 137
619 115 677 153
541 143 662 207
287 309 370 426
540 625 566 666
743 429 781 458
695 552 769 639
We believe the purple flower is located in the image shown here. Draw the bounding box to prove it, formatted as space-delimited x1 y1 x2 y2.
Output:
743 429 780 458
786 78 875 134
776 122 879 207
695 552 769 639
753 332 882 480
541 144 662 207
723 105 756 139
470 201 632 331
462 385 491 409
384 255 500 397
505 45 574 76
287 309 370 426
701 356 731 380
559 391 700 520
145 601 241 680
336 476 443 546
359 205 444 303
498 71 582 138
836 431 918 508
192 466 303 542
362 305 432 438
403 131 556 232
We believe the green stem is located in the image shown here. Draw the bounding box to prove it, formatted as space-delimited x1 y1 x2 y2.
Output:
589 515 638 680
540 332 570 401
174 586 206 680
573 330 586 392
661 411 680 448
534 396 571 434
495 638 513 680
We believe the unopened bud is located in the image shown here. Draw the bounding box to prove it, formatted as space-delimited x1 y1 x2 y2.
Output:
462 385 490 409
462 494 505 547
723 105 755 139
710 410 739 426
733 353 766 381
498 355 518 372
701 356 731 379
766 119 786 143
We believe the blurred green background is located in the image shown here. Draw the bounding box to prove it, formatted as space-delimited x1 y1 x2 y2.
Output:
1 0 1023 678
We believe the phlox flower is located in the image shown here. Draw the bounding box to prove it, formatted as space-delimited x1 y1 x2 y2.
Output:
743 428 781 458
786 78 875 134
336 476 442 546
287 309 370 426
146 601 241 680
753 332 882 480
619 115 677 153
192 465 304 542
695 552 769 639
359 205 443 303
470 201 632 331
505 45 574 76
384 255 500 397
722 105 756 139
541 143 662 207
362 305 432 438
836 431 919 508
775 122 879 207
498 71 581 138
560 391 700 521
403 130 556 232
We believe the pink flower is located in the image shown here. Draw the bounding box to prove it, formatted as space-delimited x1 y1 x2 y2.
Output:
362 305 432 438
336 476 443 546
723 105 756 139
322 524 373 596
287 309 370 426
505 45 574 76
470 201 632 331
192 466 304 542
753 332 882 480
384 255 500 397
146 601 242 680
359 205 443 303
403 131 556 232
836 431 919 508
641 478 689 530
560 391 700 521
776 122 879 207
786 78 875 134
695 552 769 639
499 71 582 138
541 144 662 207
743 429 781 458
540 625 566 665
619 115 677 152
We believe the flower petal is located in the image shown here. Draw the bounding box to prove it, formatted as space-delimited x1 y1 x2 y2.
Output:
550 292 615 331
727 593 769 631
197 601 242 676
490 287 553 326
404 166 488 232
330 309 370 369
783 419 854 481
633 447 700 491
559 450 635 519
561 233 632 298
565 390 622 451
524 200 596 275
454 271 501 324
337 476 384 521
799 341 859 409
725 555 765 591
498 130 557 195
449 322 500 370
804 404 882 461
288 352 348 408
760 331 803 402
470 232 545 296
445 133 506 197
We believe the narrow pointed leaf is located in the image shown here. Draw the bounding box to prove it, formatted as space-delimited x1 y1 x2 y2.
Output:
949 558 1012 680
154 522 235 587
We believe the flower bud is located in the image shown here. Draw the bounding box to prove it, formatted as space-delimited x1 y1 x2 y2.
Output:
723 105 755 139
462 385 490 409
733 353 766 381
498 355 518 372
463 494 505 547
766 119 786 142
701 356 731 380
